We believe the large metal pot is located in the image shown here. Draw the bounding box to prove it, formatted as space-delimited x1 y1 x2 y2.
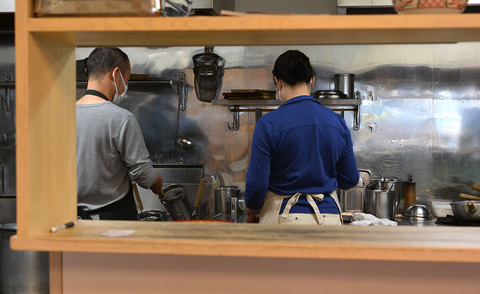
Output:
450 200 480 221
0 223 49 294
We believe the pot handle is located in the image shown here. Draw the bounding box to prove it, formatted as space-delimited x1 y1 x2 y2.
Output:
467 201 477 214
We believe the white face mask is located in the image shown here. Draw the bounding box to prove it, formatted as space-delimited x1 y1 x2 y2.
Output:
112 70 128 105
275 79 282 101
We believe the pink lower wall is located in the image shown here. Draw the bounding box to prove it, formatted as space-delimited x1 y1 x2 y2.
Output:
63 252 480 293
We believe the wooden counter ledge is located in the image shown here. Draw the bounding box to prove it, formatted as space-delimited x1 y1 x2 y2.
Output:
11 221 480 263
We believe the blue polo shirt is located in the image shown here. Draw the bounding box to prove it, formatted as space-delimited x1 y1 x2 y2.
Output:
244 95 359 214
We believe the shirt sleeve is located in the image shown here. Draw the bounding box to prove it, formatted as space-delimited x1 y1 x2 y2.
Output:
244 120 272 210
116 115 157 189
335 125 359 190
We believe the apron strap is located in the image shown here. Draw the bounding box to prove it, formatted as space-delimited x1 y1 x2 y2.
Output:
281 193 325 224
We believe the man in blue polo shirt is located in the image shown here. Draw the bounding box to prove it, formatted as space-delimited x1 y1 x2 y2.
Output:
244 50 359 225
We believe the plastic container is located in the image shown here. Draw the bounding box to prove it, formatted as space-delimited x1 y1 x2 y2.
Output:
35 0 161 16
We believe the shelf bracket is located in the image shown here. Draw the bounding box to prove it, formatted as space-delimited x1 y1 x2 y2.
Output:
317 99 362 131
227 106 240 131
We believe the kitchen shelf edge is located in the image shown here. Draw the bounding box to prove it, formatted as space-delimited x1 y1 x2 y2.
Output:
25 14 480 46
11 221 480 263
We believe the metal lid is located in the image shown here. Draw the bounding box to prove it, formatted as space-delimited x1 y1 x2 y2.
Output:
404 204 433 220
313 90 348 100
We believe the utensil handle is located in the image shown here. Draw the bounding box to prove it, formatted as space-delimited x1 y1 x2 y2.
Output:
459 193 480 201
132 182 144 211
194 178 206 209
471 184 480 192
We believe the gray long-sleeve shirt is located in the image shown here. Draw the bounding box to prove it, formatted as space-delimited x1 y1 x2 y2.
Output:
76 102 157 210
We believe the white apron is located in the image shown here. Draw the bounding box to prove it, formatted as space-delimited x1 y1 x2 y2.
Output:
259 190 343 225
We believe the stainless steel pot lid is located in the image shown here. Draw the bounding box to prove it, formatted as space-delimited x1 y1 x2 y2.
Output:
404 204 433 220
313 90 348 99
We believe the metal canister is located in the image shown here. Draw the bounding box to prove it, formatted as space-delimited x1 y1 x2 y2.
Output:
364 190 396 220
369 178 406 215
214 186 240 220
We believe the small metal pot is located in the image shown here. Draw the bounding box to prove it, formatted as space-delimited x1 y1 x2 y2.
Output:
450 200 480 221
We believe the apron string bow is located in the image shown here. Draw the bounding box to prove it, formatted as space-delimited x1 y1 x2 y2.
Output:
281 193 325 224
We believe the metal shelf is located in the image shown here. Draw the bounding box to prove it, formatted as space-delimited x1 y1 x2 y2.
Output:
317 99 361 106
318 99 362 131
212 99 282 106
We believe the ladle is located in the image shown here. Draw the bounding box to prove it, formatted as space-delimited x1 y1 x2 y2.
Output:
176 137 193 149
174 88 194 149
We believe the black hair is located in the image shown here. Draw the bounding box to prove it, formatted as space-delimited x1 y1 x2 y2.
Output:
272 50 315 86
85 47 130 80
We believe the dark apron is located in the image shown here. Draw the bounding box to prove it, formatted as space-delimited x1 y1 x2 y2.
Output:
77 185 137 220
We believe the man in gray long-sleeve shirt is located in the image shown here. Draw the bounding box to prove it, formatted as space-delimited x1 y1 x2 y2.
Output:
76 47 163 220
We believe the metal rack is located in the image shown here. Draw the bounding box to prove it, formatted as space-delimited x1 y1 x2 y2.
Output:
212 99 282 131
212 98 361 131
317 99 362 131
76 72 188 110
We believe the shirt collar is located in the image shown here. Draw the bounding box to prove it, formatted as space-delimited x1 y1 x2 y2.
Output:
280 95 317 107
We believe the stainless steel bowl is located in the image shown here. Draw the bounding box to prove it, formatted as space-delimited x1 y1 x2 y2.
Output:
404 204 433 220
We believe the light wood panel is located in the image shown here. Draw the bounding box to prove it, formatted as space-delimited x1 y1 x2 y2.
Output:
25 14 480 46
13 0 480 264
16 0 77 237
49 252 63 294
11 221 480 263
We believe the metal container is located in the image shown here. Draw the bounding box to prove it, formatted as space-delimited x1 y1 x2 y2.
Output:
338 169 371 213
364 190 396 220
35 0 161 16
213 186 240 220
332 73 355 99
0 223 49 294
339 187 365 212
369 178 406 215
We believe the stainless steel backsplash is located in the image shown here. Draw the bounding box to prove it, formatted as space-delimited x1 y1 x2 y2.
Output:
12 41 477 206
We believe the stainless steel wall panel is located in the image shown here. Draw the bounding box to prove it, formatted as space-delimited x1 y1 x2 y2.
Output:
74 42 480 211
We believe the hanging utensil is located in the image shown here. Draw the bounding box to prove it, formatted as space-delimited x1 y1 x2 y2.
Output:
174 80 194 149
210 175 220 190
132 182 144 212
192 175 206 219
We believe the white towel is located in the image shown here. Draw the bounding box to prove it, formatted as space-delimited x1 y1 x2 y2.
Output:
350 212 398 226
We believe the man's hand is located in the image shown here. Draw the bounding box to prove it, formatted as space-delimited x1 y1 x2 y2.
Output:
150 174 164 195
246 207 261 223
